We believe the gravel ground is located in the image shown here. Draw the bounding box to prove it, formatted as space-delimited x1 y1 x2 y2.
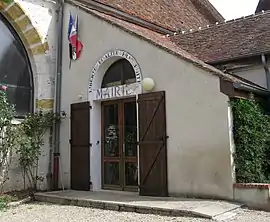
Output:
0 203 270 222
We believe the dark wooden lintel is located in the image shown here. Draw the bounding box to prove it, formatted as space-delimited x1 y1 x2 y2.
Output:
219 78 253 99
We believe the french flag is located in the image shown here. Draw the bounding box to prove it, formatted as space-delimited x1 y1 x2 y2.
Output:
68 13 83 61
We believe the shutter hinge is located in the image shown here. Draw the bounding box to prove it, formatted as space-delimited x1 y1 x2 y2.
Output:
89 105 92 109
158 135 169 141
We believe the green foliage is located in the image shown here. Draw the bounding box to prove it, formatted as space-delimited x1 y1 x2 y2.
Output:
16 111 56 190
0 90 15 125
0 0 13 3
0 90 17 192
0 87 66 193
0 87 65 192
231 98 270 183
0 195 11 211
0 193 20 211
0 89 55 191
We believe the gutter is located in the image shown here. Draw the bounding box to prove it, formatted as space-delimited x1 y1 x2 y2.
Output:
69 0 174 35
233 82 270 96
209 52 270 66
52 0 64 190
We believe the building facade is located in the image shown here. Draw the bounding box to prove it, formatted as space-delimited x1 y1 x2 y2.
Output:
58 1 251 200
1 0 269 200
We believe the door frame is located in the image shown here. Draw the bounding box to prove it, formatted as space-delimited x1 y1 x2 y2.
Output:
101 97 138 191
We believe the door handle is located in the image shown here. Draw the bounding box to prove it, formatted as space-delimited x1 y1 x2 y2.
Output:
123 143 125 154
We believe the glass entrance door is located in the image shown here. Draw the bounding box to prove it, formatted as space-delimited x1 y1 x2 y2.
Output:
101 98 138 191
102 102 120 189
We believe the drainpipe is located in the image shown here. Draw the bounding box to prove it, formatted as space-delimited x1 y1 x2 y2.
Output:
261 53 270 90
261 53 270 112
52 0 64 190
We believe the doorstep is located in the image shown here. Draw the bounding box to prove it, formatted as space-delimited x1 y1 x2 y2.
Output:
34 190 243 220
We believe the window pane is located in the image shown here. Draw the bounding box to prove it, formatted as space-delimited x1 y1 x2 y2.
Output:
104 104 119 157
123 60 136 84
104 162 120 185
0 42 30 87
125 162 138 186
0 15 33 115
102 61 122 88
101 59 136 88
124 101 137 157
6 87 31 116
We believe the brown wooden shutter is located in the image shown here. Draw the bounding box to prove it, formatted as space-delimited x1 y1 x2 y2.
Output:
138 91 168 197
70 102 90 191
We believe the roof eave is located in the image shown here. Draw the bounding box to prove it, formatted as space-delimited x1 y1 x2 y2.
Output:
72 0 174 34
208 51 270 65
233 82 270 96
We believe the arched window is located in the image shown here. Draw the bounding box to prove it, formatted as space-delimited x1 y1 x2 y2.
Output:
101 59 136 88
0 14 33 117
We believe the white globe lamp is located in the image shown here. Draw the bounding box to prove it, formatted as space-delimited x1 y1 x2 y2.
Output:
142 78 155 91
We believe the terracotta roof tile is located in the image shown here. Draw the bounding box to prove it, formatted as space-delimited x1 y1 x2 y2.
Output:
171 12 270 63
83 0 224 31
70 0 250 85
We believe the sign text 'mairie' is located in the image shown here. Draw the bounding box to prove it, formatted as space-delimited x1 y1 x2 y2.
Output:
92 83 141 101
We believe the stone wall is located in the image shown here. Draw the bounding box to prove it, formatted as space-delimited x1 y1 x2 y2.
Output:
234 183 270 211
0 0 57 191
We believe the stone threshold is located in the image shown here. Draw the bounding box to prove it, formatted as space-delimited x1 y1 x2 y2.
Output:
34 190 243 220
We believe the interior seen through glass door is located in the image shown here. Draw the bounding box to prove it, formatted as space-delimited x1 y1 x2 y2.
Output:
102 99 138 190
124 101 138 187
103 103 120 186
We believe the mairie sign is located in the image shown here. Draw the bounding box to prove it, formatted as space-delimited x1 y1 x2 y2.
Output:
92 83 141 101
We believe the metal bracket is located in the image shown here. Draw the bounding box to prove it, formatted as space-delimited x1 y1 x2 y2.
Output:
53 153 60 157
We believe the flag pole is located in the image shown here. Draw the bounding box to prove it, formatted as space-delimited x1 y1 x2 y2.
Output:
69 56 72 69
76 8 79 58
68 11 73 69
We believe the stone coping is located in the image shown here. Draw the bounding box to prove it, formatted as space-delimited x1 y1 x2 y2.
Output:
234 183 270 189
